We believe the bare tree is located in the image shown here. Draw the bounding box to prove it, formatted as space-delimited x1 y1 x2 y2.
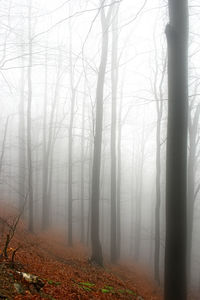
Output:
116 88 123 260
42 47 61 230
18 39 26 212
90 1 113 266
110 3 119 263
27 0 34 232
80 89 86 243
134 126 145 261
42 44 48 230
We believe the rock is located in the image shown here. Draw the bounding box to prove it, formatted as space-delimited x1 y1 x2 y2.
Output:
16 271 44 291
17 272 38 283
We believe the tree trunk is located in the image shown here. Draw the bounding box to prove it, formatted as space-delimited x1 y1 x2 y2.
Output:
110 4 119 263
134 128 144 261
129 141 135 256
42 49 61 230
80 93 85 243
154 113 161 284
153 52 166 285
27 1 34 232
87 135 93 247
90 5 112 266
18 42 26 212
187 104 200 284
116 95 122 260
67 20 75 246
42 45 48 230
164 0 188 298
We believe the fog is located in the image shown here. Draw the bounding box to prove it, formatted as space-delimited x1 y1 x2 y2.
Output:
0 0 199 297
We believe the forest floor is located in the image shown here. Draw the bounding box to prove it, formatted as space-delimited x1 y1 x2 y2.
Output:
0 210 199 300
0 217 163 300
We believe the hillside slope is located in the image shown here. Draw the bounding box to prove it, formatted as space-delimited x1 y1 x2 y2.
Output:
0 222 162 299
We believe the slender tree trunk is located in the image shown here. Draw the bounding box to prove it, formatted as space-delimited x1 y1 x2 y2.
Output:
47 113 58 228
116 95 122 259
134 163 143 261
154 112 162 284
67 21 75 246
134 129 144 261
91 5 112 266
34 130 40 227
153 52 166 285
80 94 85 243
42 45 48 230
67 98 74 246
164 0 188 298
187 104 200 284
27 1 34 232
47 149 54 226
110 4 119 263
42 50 61 230
87 136 93 246
18 43 26 211
129 141 135 256
149 198 154 268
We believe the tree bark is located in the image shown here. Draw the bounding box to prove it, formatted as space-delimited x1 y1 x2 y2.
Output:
110 4 119 263
80 92 85 243
134 128 144 261
187 104 200 284
90 4 112 266
67 19 75 246
164 0 188 298
18 41 26 212
116 94 122 260
27 1 34 232
42 45 48 230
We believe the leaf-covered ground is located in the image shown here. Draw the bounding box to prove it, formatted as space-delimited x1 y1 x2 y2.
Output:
0 220 163 300
0 206 199 299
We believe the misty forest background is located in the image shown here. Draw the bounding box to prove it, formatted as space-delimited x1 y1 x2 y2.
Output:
0 0 199 297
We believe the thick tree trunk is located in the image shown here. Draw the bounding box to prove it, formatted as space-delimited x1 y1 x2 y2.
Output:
164 0 188 299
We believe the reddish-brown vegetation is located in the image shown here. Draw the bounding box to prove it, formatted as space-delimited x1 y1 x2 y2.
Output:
0 229 162 299
0 207 162 299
